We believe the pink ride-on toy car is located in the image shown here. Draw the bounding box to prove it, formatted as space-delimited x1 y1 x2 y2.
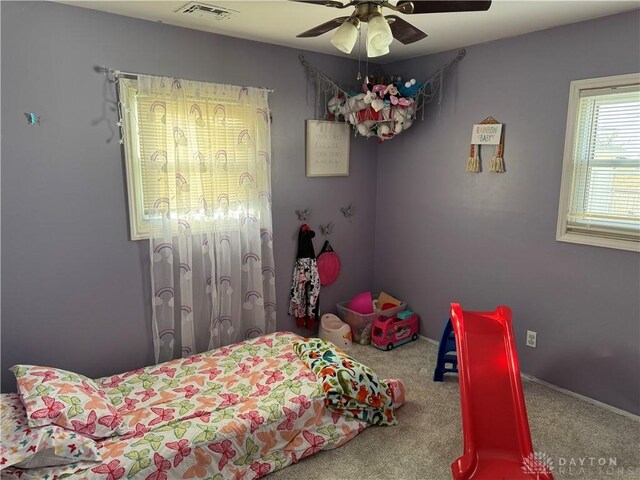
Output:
372 310 420 350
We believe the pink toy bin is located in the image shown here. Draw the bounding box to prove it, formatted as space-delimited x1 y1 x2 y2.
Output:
337 294 406 345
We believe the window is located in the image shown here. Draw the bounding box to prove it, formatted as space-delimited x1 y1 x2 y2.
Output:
118 78 269 240
557 73 640 252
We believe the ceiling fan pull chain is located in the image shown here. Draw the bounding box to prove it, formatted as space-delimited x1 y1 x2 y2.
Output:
356 27 362 80
438 68 444 107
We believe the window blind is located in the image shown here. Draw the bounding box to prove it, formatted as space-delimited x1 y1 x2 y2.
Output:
118 77 271 240
567 85 640 241
134 94 255 217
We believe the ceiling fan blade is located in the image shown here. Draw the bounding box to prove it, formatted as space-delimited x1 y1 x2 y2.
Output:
386 15 427 44
296 17 349 38
396 1 492 14
292 1 348 8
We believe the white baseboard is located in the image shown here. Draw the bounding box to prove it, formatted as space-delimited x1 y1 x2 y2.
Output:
520 373 640 421
418 335 640 421
419 334 438 346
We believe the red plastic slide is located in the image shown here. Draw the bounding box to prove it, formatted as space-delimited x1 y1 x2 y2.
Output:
450 304 553 480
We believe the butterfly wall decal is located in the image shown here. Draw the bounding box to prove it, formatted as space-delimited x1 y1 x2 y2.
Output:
319 222 334 236
341 204 355 219
24 113 41 125
296 209 311 221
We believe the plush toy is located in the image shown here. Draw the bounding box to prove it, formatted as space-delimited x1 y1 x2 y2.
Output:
405 117 414 131
391 96 412 107
378 123 392 137
372 84 386 95
363 90 377 105
362 79 370 94
371 97 386 112
379 105 392 122
392 107 415 134
392 108 403 133
357 120 376 137
346 93 367 113
386 84 398 96
327 94 346 116
397 79 422 98
326 75 421 141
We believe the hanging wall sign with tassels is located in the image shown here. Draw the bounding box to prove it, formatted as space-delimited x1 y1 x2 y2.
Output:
467 116 505 173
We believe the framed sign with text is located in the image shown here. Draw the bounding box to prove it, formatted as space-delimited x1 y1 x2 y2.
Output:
471 123 503 145
306 120 350 177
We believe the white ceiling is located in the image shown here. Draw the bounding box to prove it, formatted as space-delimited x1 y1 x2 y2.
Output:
59 0 639 63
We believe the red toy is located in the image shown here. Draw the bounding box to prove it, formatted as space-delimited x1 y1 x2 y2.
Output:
371 310 419 350
450 304 554 480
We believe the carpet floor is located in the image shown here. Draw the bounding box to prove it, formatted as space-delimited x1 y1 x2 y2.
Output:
269 338 639 480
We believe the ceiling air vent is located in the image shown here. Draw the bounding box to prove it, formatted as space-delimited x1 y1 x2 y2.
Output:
176 2 238 20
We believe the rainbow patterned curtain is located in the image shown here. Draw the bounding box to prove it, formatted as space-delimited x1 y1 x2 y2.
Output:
135 75 276 362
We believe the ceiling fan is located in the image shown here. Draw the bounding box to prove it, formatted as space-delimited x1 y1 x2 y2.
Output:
295 1 492 57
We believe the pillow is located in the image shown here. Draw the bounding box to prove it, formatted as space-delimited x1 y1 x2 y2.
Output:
0 393 101 470
10 365 124 439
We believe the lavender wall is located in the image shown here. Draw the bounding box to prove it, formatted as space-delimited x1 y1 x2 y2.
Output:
374 11 640 414
2 2 638 415
1 2 377 391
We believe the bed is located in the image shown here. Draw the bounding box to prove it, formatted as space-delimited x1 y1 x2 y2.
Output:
1 332 401 479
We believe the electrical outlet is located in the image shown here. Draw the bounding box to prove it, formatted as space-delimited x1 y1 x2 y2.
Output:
526 330 537 348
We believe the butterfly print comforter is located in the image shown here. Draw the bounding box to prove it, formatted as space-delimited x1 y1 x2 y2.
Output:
2 332 371 479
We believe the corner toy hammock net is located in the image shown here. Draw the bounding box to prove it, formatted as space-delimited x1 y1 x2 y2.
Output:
299 49 465 142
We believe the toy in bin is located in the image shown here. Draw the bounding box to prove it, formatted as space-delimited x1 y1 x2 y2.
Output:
372 310 420 350
337 292 407 345
347 291 374 314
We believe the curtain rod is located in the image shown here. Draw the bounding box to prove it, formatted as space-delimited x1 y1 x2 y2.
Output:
96 66 275 93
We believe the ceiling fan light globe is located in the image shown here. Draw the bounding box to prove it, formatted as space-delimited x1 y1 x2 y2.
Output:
367 13 393 50
367 41 389 58
330 21 358 54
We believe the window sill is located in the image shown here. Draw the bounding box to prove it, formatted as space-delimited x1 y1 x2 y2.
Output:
129 217 253 241
556 232 640 253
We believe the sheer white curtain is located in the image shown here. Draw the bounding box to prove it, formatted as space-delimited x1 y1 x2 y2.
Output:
136 75 276 363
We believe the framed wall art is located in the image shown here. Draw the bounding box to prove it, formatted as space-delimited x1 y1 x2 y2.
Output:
306 120 350 177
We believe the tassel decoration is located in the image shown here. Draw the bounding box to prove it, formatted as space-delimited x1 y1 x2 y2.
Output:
490 143 505 173
466 144 481 173
468 116 505 173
